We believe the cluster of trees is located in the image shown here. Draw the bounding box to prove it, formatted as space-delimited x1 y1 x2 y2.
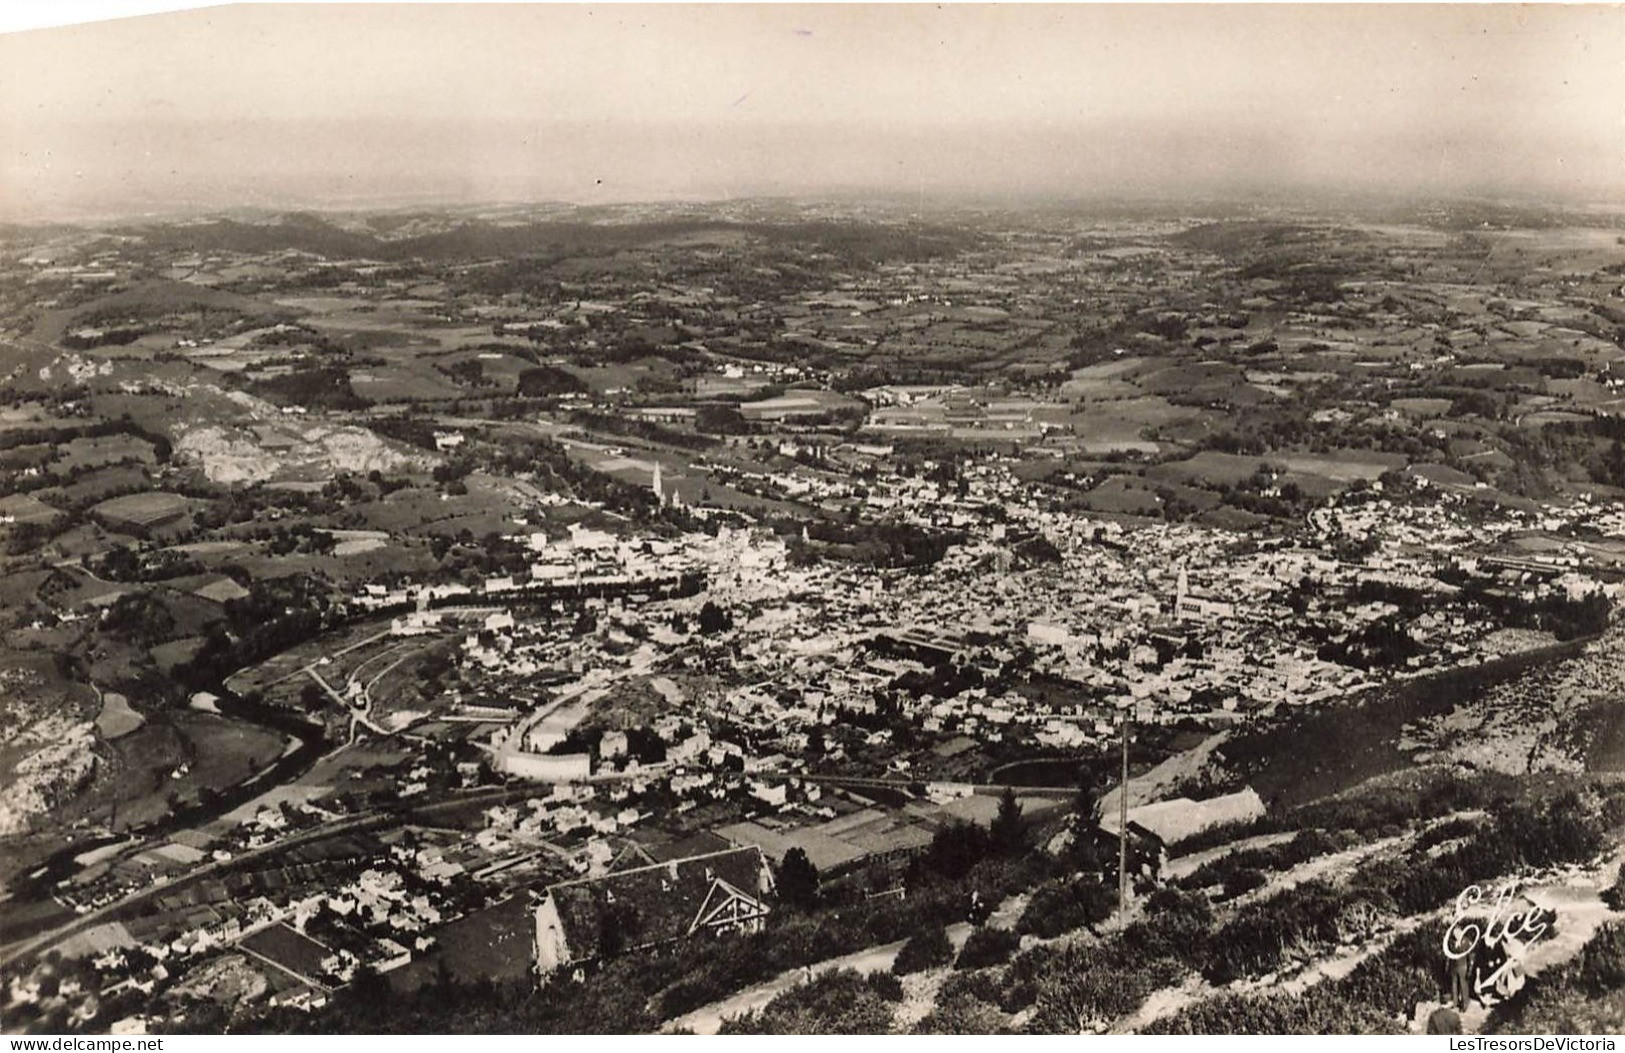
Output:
1460 581 1612 642
565 410 715 451
908 794 1030 886
265 523 338 558
1317 614 1424 670
247 364 369 411
99 591 177 648
779 518 963 570
365 415 441 452
516 364 587 397
93 545 206 584
177 577 333 689
437 358 491 389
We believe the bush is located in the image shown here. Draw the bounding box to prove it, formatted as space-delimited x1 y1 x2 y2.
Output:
1203 879 1394 984
1177 828 1359 893
1017 875 1115 939
1415 815 1485 853
1144 888 1211 922
1143 990 1404 1035
1221 867 1269 899
1602 868 1625 912
956 926 1022 971
1576 923 1625 997
1324 922 1448 1016
1025 946 1187 1033
866 971 905 1002
720 969 899 1034
911 994 1009 1035
939 968 1004 1008
893 925 955 976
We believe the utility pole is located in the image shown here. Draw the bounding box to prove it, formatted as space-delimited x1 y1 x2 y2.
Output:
1118 709 1130 919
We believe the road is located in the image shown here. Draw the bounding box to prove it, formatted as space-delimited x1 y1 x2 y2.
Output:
0 783 556 970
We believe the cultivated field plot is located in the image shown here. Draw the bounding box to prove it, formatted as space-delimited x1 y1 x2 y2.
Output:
1147 451 1271 488
92 491 200 530
55 435 157 471
349 366 465 402
95 692 145 739
0 493 64 525
51 465 151 506
1269 450 1407 483
355 482 525 537
1074 475 1168 517
173 711 290 789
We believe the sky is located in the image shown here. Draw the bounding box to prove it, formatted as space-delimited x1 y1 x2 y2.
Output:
1 3 1622 220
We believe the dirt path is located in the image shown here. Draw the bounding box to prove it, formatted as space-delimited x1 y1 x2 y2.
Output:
1230 833 1410 907
1164 832 1297 882
663 893 1028 1035
1114 827 1417 1033
1114 848 1625 1035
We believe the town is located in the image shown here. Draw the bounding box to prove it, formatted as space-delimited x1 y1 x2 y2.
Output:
3 195 1625 1036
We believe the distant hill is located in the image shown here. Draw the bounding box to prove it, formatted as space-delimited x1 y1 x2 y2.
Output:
116 214 977 265
117 218 378 260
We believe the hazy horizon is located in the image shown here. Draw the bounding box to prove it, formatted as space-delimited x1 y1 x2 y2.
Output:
3 4 1622 223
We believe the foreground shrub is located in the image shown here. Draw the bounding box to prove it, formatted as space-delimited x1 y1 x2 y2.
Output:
1575 922 1625 996
1324 921 1447 1016
1029 955 1186 1033
719 969 900 1035
956 926 1021 971
1143 990 1404 1035
1016 875 1114 939
911 994 1009 1035
1601 867 1625 912
938 967 1004 1007
1491 922 1625 1035
1220 867 1268 899
892 925 954 976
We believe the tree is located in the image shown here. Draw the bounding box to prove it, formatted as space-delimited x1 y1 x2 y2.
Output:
776 847 820 911
990 787 1028 857
1607 436 1625 489
697 600 733 635
98 544 141 582
919 821 991 881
